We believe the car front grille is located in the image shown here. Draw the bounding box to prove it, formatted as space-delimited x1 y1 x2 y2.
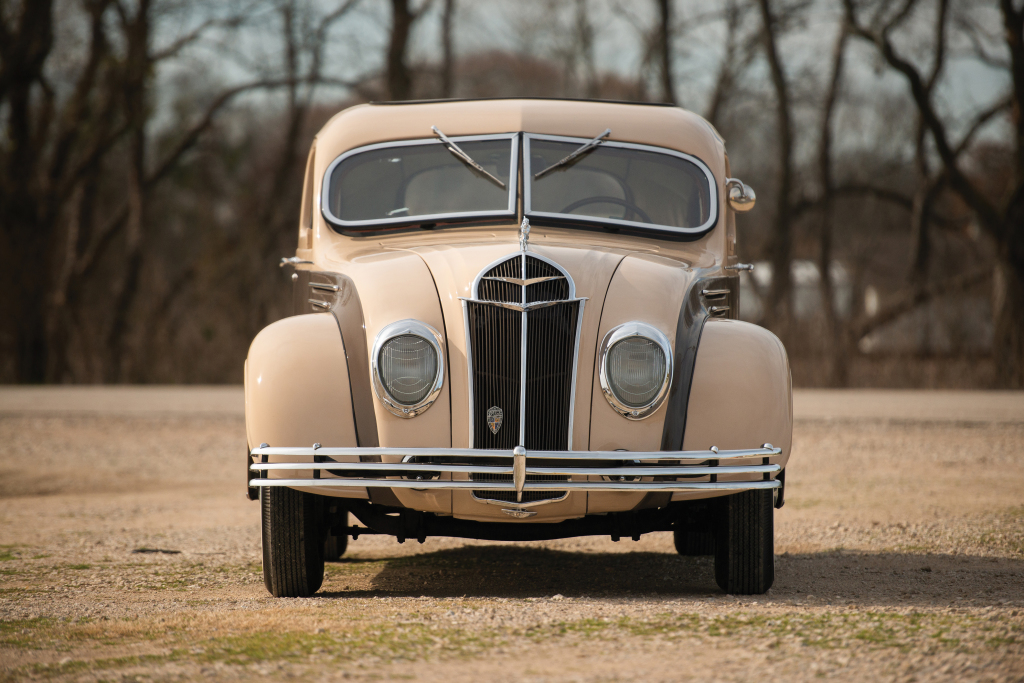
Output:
466 253 583 453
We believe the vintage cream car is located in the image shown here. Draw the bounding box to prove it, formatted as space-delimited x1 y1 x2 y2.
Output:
246 98 791 598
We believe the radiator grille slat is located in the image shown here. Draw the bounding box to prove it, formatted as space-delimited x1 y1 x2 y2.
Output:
468 254 581 472
467 302 520 449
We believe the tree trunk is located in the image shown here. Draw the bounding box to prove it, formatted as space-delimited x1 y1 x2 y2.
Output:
993 259 1024 388
655 0 676 104
388 0 414 100
440 0 455 97
758 0 794 333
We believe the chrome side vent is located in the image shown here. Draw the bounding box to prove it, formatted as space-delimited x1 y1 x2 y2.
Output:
308 274 342 312
700 287 734 319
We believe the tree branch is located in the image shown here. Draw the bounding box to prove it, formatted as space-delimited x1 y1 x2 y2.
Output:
853 266 992 340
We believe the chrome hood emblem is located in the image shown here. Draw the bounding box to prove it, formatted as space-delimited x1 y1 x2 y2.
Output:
486 406 503 434
502 508 536 519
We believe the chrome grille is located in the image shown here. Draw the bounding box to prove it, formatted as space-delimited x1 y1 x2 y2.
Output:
465 253 585 454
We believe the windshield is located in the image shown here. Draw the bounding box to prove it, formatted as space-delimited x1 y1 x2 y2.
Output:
322 134 517 228
525 134 715 233
321 133 717 235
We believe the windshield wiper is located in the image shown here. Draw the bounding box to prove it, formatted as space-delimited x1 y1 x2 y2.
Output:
533 128 611 179
431 126 506 189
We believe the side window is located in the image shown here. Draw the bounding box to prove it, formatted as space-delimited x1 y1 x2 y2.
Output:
298 142 316 248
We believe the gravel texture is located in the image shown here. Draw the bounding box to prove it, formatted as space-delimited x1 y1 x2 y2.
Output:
0 395 1022 682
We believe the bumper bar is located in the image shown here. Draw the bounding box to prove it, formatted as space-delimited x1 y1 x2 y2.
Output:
249 444 782 500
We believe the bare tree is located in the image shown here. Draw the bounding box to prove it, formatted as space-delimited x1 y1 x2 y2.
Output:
440 0 455 97
816 14 849 386
655 0 677 103
758 0 795 332
844 0 1024 386
387 0 433 100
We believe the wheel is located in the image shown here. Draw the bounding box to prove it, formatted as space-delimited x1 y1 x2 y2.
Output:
324 511 349 562
674 528 715 556
261 486 326 597
713 489 774 594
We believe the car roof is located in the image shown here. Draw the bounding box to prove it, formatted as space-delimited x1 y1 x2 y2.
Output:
313 98 725 179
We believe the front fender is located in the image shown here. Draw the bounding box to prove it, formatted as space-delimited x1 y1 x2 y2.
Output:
682 319 793 465
245 313 365 499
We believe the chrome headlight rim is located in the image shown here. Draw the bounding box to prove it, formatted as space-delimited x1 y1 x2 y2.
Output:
598 322 673 420
371 319 445 418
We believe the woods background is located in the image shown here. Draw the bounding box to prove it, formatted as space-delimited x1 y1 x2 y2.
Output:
1 0 1021 388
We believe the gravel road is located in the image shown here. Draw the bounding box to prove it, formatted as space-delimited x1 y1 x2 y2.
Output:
0 388 1021 682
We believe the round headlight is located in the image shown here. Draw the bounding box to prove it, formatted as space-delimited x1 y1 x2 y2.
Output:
372 321 444 417
378 335 438 404
599 323 672 419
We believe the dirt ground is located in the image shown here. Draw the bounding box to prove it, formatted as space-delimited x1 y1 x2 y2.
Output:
0 389 1022 682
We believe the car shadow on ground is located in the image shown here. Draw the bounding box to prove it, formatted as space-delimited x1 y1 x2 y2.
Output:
319 545 1024 606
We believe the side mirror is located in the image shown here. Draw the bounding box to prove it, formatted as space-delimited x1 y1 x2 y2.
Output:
726 178 756 212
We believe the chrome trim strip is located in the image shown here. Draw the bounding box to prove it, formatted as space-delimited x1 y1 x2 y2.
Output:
470 250 578 300
321 133 519 229
458 297 587 312
519 254 527 447
370 319 445 418
309 299 332 310
701 289 730 298
250 445 782 460
310 282 340 292
251 478 781 492
482 276 562 286
598 322 674 420
566 298 585 449
523 133 719 236
462 299 474 447
252 462 780 477
473 491 569 508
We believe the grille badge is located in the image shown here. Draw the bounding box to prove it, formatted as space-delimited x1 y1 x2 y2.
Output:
502 508 537 519
487 406 503 434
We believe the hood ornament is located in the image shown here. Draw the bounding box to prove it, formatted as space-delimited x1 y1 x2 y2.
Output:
519 217 530 251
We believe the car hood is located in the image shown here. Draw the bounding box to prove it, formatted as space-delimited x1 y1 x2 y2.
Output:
320 232 699 450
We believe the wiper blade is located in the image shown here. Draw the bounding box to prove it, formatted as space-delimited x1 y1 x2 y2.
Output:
533 128 611 179
431 126 506 188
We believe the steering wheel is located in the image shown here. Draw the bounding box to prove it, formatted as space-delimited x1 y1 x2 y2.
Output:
559 196 651 224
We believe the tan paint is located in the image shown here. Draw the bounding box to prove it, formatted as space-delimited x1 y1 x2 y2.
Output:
681 318 793 465
249 99 782 518
318 248 452 513
587 253 693 514
306 100 729 273
244 313 367 499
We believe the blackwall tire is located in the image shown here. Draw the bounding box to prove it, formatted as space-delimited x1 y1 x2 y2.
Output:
324 511 349 562
674 528 715 556
261 487 326 597
713 489 774 595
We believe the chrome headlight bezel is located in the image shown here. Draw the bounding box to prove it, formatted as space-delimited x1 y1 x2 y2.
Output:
371 320 445 418
598 322 673 420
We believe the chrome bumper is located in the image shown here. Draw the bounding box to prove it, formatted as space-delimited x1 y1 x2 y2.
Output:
248 444 782 501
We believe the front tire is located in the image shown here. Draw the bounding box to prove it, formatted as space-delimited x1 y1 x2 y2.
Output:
261 487 325 597
713 489 774 594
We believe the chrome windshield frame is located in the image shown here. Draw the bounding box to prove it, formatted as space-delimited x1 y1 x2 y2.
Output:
523 133 719 236
321 132 520 229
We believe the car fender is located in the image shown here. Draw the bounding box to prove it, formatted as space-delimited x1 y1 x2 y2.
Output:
682 318 792 466
245 312 367 499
